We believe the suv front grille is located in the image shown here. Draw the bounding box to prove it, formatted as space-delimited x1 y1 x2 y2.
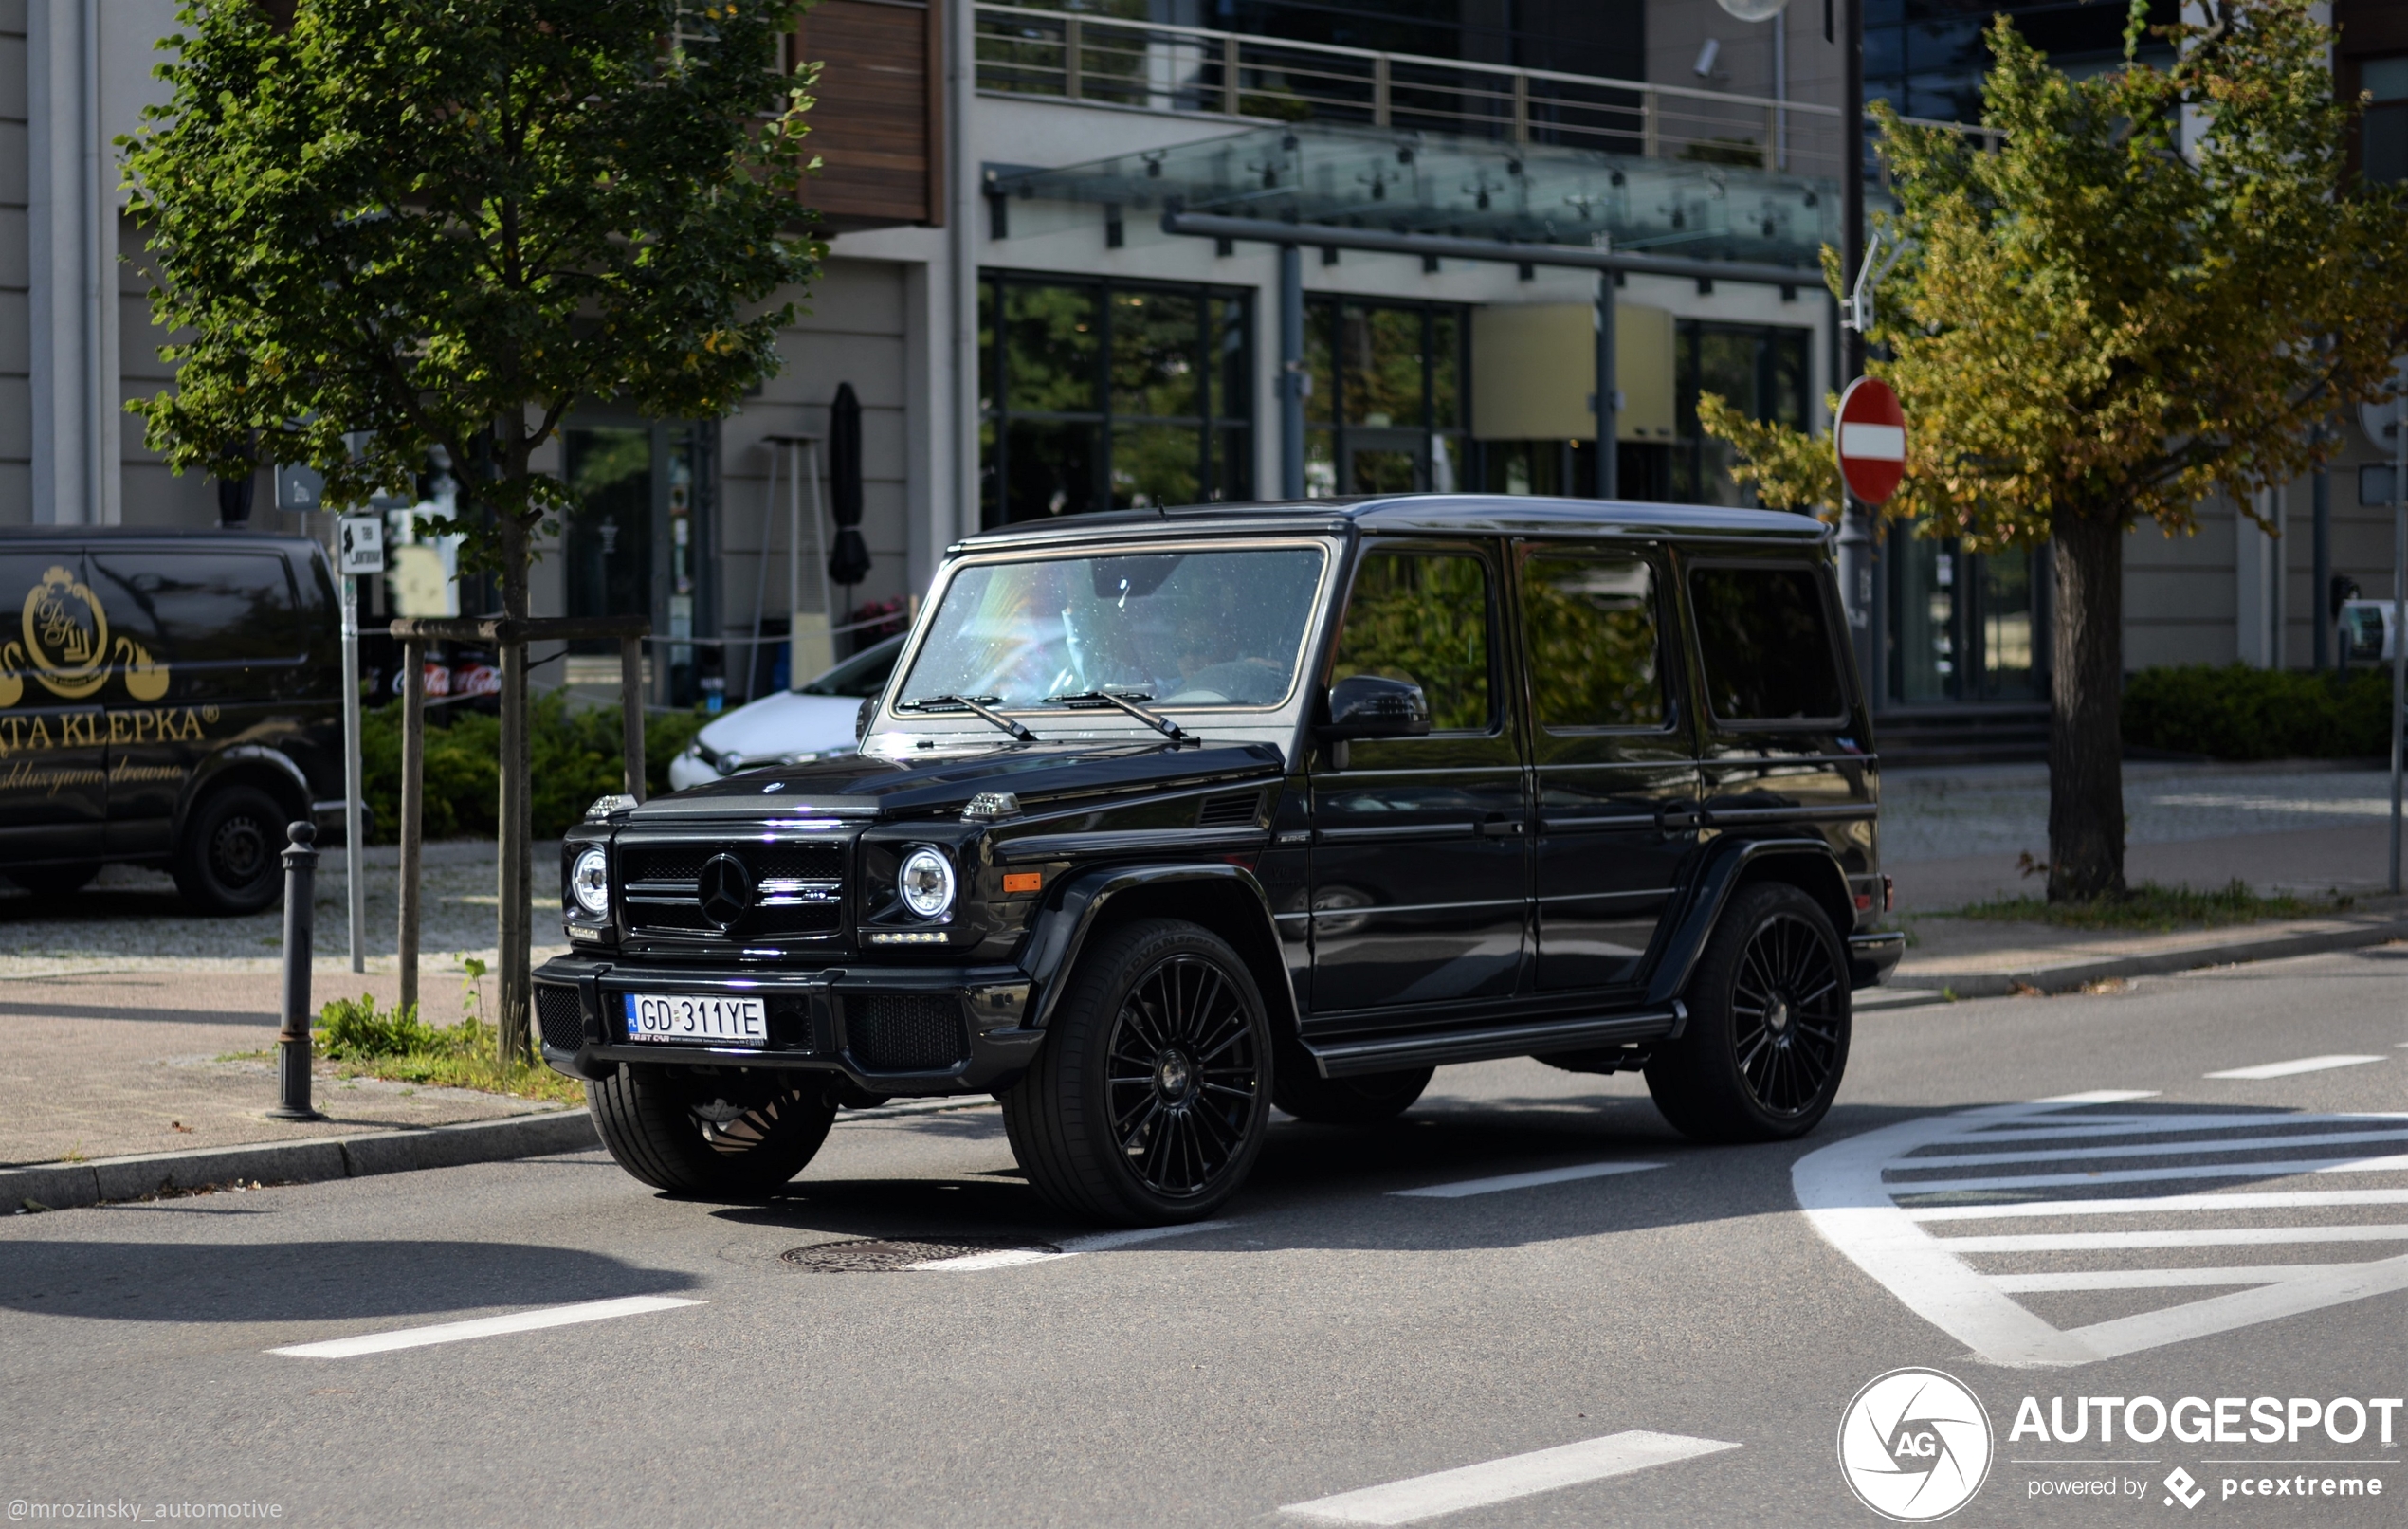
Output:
847 993 968 1071
535 984 587 1050
620 835 848 944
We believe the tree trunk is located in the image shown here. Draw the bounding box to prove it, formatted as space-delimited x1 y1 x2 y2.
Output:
496 511 533 1065
2047 511 2126 901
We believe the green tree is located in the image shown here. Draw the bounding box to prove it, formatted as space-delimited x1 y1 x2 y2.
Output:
124 0 821 1053
1703 0 2408 901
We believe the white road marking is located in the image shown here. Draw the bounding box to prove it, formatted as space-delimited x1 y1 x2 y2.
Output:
1893 1126 2408 1168
1389 1162 1665 1199
268 1296 702 1358
1888 1155 2408 1195
1907 1188 2408 1222
2206 1055 2387 1081
1933 1224 2408 1253
909 1220 1232 1271
1929 1112 2408 1139
1278 1430 1740 1525
1796 1094 2408 1369
1991 1265 2350 1292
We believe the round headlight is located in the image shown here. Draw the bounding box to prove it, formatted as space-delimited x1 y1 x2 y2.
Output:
570 846 611 918
898 846 956 920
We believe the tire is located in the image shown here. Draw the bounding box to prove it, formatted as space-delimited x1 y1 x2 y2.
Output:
1646 882 1852 1143
1272 1064 1432 1125
8 864 100 897
587 1065 839 1198
1003 918 1273 1226
172 786 288 915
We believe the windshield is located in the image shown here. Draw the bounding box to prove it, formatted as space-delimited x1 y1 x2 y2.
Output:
900 547 1327 711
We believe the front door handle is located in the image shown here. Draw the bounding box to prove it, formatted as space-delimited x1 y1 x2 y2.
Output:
1654 802 1702 835
1478 817 1525 837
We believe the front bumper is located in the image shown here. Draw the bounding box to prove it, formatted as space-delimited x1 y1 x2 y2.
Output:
531 955 1044 1096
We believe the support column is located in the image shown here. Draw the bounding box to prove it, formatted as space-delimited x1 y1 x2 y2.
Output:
2313 453 2332 671
1279 243 1304 501
27 0 115 526
1593 275 1617 500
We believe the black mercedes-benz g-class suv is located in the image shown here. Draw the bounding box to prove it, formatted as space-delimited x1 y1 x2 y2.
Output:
538 495 1903 1225
0 528 347 913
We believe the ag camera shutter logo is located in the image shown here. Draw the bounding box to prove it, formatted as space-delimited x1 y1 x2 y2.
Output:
1838 1368 1995 1521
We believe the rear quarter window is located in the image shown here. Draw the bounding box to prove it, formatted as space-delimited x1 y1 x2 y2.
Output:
89 551 304 665
1687 563 1846 723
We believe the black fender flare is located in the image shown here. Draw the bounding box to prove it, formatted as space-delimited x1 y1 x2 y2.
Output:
1644 836 1855 1013
1021 862 1292 1032
177 744 316 839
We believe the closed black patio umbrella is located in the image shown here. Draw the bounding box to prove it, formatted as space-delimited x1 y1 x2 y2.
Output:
827 382 871 590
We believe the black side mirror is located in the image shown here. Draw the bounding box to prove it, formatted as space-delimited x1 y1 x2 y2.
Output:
856 696 875 742
1318 674 1432 742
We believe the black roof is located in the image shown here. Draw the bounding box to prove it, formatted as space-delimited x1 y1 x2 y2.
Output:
953 494 1832 554
0 525 326 551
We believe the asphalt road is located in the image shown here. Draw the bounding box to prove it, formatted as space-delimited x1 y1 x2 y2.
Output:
4 948 2405 1528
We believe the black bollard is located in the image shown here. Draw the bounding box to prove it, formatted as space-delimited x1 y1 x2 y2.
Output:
267 821 325 1121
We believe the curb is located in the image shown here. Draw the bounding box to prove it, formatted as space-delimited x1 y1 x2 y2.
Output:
4 1109 598 1214
1892 914 2408 1001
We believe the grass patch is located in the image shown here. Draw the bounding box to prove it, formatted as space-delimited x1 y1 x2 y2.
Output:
1941 879 2349 932
314 993 584 1106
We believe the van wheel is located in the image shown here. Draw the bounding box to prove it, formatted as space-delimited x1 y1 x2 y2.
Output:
587 1065 839 1198
1003 919 1271 1226
9 864 99 897
173 786 288 916
1273 1065 1432 1125
1647 882 1851 1142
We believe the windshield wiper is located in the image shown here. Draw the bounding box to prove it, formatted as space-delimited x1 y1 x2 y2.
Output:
1045 690 1188 743
898 694 1038 742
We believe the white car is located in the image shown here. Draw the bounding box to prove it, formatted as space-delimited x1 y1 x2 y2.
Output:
667 635 904 792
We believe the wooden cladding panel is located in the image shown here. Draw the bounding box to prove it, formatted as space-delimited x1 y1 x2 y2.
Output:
793 0 943 228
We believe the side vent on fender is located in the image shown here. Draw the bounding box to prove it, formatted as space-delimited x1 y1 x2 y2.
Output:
1197 790 1266 828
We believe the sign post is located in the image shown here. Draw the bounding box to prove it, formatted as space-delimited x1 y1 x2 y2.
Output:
336 514 385 974
2361 373 2408 895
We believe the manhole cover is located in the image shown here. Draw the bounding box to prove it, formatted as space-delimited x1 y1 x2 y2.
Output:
780 1237 1058 1272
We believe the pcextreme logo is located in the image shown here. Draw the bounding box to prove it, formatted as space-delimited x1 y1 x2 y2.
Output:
0 565 170 707
1838 1368 1996 1522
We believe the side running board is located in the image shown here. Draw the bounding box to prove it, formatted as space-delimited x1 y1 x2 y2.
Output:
1302 1004 1687 1079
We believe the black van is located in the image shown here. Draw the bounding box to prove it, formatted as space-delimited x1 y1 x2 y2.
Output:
0 529 345 913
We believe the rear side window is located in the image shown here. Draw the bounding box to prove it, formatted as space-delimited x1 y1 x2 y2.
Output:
90 552 302 664
1330 548 1493 733
1520 550 1665 731
1688 564 1846 722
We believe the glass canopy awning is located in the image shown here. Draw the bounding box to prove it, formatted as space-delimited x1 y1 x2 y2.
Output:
989 120 1841 273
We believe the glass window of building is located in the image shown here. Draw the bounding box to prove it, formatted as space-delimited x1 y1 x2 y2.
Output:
1888 537 2041 705
1672 320 1810 507
1304 300 1467 497
1863 1 2179 124
2363 56 2408 187
561 418 716 706
979 273 1252 525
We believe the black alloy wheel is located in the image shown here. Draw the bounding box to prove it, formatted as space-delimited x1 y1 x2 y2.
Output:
588 1065 840 1197
1004 919 1272 1225
1645 881 1851 1142
172 785 288 916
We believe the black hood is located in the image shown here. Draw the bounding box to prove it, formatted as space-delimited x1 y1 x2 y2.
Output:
629 739 1286 823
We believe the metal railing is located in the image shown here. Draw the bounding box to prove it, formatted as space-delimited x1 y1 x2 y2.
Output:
976 4 1856 179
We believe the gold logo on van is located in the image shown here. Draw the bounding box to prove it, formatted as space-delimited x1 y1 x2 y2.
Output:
0 566 171 707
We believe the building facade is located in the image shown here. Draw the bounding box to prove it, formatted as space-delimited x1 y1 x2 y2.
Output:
0 0 2400 727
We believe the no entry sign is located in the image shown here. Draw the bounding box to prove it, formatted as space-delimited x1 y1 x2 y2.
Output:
1835 376 1906 505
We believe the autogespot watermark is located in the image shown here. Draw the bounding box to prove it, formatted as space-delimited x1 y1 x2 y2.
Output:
1837 1371 2403 1519
7 1503 283 1522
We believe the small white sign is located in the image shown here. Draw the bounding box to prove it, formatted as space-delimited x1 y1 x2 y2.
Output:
337 514 386 575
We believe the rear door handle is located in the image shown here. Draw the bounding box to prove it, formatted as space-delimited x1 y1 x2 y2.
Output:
1479 817 1525 837
1654 802 1702 834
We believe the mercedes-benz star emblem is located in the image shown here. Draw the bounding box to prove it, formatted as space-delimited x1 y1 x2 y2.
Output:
698 854 753 929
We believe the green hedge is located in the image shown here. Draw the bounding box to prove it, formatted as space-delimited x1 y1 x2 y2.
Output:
2122 664 2397 761
358 695 706 843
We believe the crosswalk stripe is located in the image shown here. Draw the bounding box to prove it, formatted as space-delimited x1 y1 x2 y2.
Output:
1953 1112 2408 1139
1893 1126 2408 1169
1932 1224 2408 1253
1990 1265 2345 1292
1888 1155 2408 1196
268 1296 702 1358
2206 1055 2388 1080
1906 1188 2408 1222
1390 1162 1665 1199
1278 1430 1740 1525
909 1221 1231 1271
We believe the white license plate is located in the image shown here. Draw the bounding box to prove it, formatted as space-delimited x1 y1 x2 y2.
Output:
624 993 768 1047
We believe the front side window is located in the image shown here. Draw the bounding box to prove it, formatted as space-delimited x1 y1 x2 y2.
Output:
89 552 301 664
1329 548 1493 733
900 547 1325 711
1689 565 1846 723
1521 551 1665 731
